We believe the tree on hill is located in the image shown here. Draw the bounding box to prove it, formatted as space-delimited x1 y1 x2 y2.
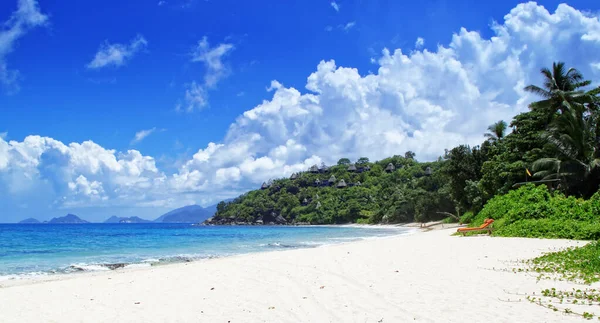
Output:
533 100 600 197
521 62 600 197
524 62 592 123
337 158 351 166
356 157 369 165
484 120 507 142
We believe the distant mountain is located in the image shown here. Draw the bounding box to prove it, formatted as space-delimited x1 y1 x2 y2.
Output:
154 204 217 223
19 218 41 224
104 216 122 223
104 216 152 224
48 214 89 224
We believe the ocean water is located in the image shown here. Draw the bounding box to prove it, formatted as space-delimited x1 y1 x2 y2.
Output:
0 224 411 279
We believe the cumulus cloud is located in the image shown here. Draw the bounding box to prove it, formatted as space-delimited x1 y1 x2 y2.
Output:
2 2 600 219
179 37 235 112
0 136 168 211
415 37 425 49
87 35 148 69
131 128 157 144
67 175 107 203
170 2 600 198
0 0 48 93
331 2 340 12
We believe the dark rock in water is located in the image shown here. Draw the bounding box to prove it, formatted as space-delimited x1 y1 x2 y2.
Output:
197 211 296 226
19 218 41 224
68 265 86 272
48 214 89 224
104 263 128 270
69 263 128 272
275 215 287 224
104 216 152 223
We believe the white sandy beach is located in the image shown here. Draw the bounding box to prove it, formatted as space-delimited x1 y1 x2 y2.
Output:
0 228 594 323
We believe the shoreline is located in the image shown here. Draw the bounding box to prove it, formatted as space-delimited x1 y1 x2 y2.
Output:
0 225 415 287
1 228 595 322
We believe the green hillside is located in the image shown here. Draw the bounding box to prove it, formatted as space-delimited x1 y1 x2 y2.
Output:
209 61 600 226
208 154 454 225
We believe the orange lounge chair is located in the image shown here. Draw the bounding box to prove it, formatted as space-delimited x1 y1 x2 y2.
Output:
457 219 494 236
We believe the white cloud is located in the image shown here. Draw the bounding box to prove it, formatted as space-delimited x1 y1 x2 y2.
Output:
169 2 600 199
331 2 340 12
342 21 356 31
0 136 167 210
158 1 167 5
87 35 148 69
415 37 425 49
325 26 333 32
178 37 235 112
0 132 7 140
68 175 107 202
237 91 245 97
2 2 600 220
178 81 207 112
131 128 157 144
592 62 600 71
191 36 235 87
0 0 48 93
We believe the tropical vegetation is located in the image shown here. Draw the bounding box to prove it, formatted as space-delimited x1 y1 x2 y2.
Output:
209 61 600 229
211 156 454 225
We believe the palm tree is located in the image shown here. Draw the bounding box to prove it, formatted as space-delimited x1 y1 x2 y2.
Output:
525 62 589 94
532 104 600 197
525 62 600 196
484 120 507 142
524 62 592 120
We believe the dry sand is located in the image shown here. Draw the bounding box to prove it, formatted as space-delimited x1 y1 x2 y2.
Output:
0 228 595 323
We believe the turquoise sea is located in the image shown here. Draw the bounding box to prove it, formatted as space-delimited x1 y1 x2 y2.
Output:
0 224 411 279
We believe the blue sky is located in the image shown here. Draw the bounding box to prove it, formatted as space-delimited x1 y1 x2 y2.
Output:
1 0 600 222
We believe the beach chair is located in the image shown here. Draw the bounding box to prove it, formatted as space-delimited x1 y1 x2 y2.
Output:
457 219 494 236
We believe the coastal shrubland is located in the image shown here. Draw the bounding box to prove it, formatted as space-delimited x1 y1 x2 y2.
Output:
469 184 600 240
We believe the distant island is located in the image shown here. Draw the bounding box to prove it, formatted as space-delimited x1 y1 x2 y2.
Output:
16 203 225 224
154 204 217 223
18 218 41 224
48 214 89 224
104 216 152 224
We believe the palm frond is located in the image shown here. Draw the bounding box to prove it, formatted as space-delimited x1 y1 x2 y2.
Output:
532 157 560 172
524 85 551 98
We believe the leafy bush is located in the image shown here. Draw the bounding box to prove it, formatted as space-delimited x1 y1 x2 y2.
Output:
471 184 600 239
442 216 458 224
459 211 474 224
496 219 600 240
356 218 371 224
473 184 551 225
